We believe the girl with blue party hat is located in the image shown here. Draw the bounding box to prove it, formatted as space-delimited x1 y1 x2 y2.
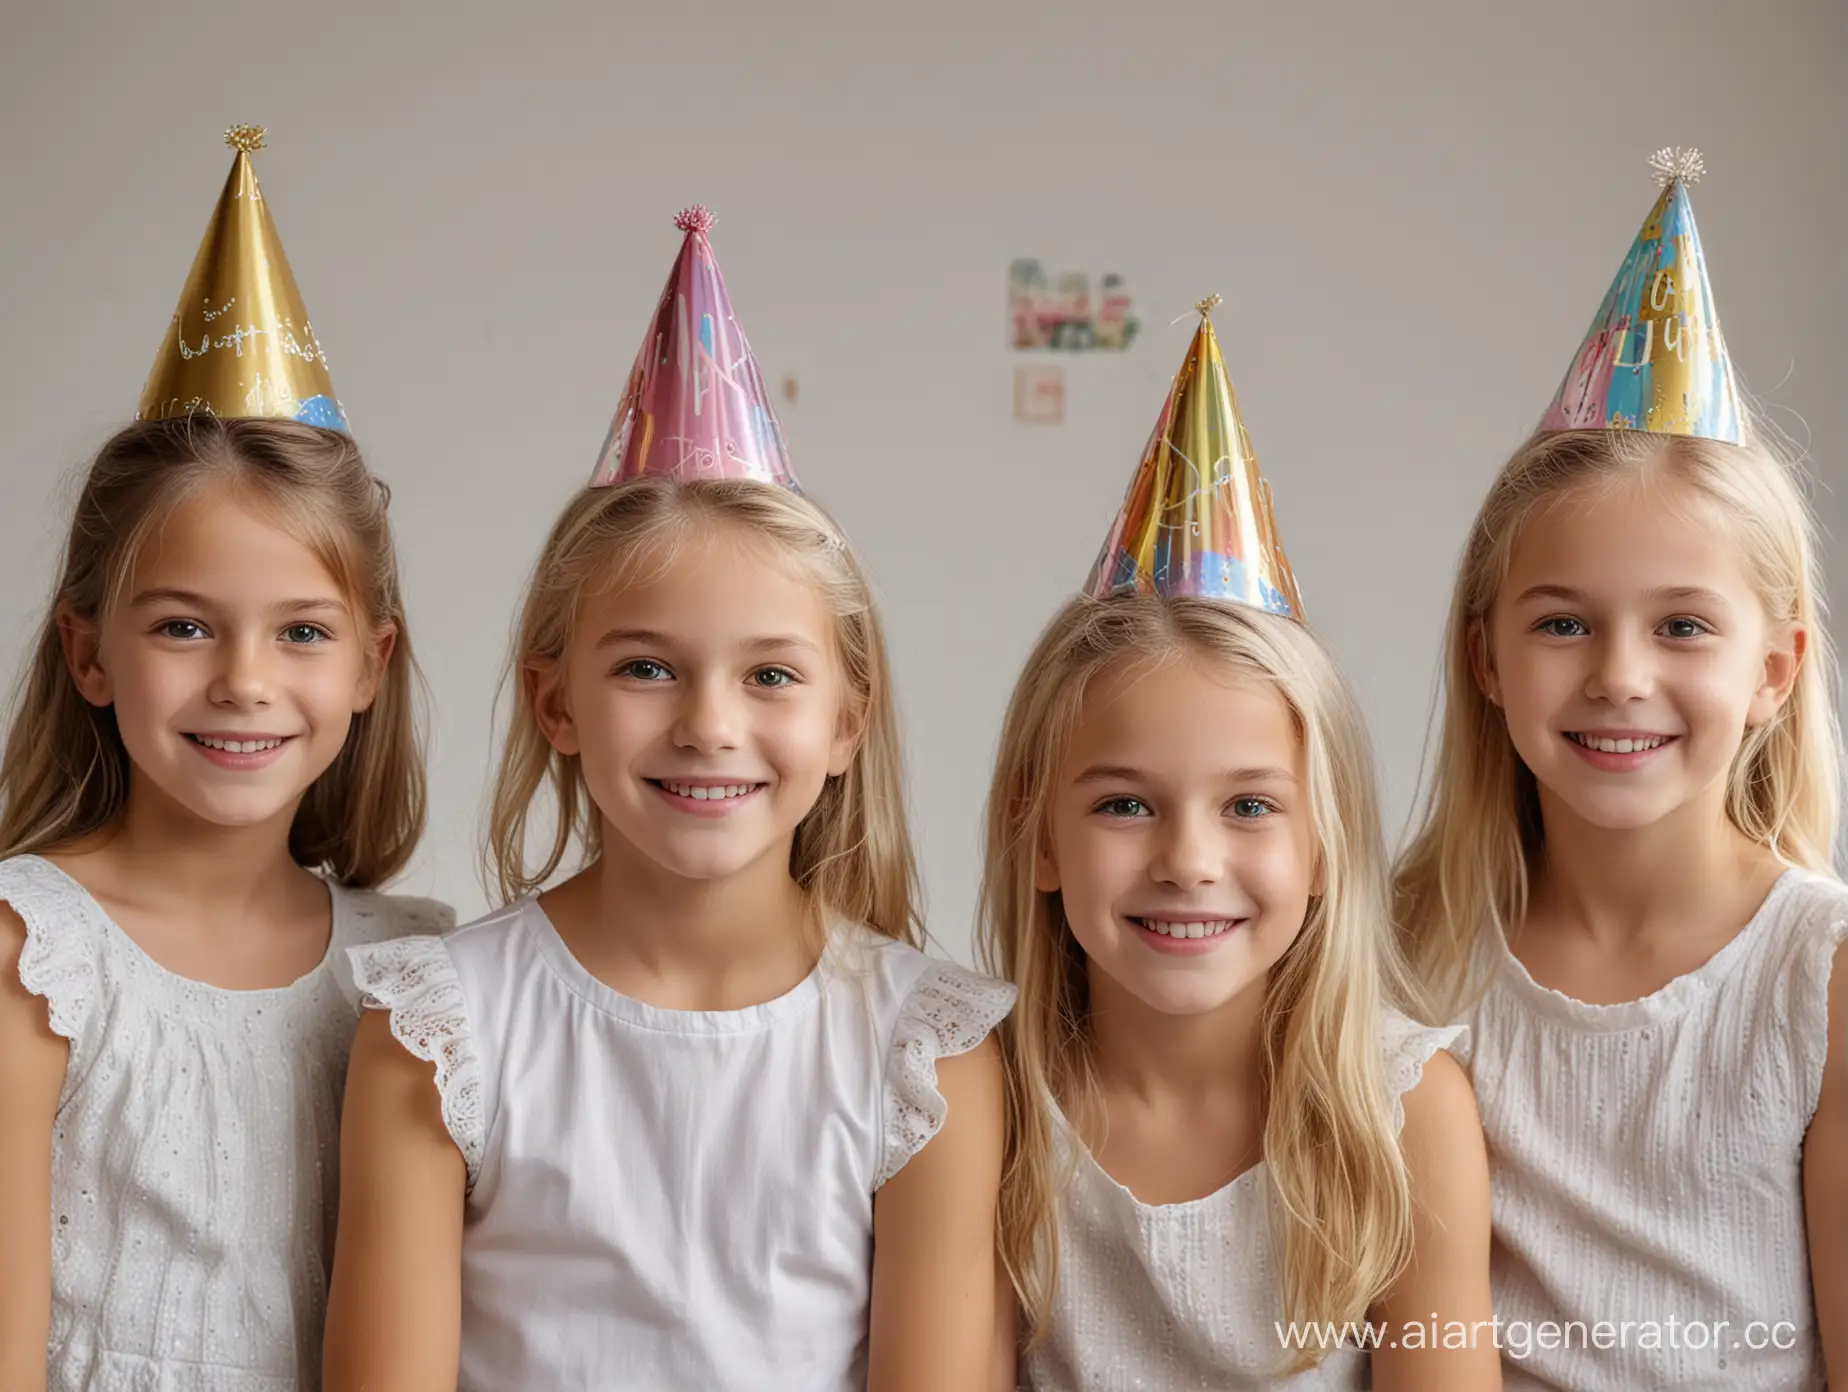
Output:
982 298 1498 1390
0 127 447 1390
323 208 1014 1391
1396 150 1846 1389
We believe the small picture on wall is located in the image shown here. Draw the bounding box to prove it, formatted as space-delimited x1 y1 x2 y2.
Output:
1013 365 1066 424
1009 259 1139 351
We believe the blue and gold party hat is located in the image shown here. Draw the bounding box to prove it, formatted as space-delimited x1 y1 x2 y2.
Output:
1539 148 1742 444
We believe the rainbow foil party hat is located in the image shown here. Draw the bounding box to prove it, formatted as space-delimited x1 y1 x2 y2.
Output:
1085 296 1302 619
1538 148 1742 443
590 207 797 488
138 127 346 431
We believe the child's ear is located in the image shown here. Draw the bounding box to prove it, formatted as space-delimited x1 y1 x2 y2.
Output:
526 659 579 756
56 604 112 708
1034 839 1061 893
1467 616 1502 707
352 622 398 713
827 695 867 778
1747 623 1805 729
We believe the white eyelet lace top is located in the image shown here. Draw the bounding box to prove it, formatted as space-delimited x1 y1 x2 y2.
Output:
1021 1010 1464 1392
1456 868 1845 1391
0 852 452 1392
349 897 1016 1392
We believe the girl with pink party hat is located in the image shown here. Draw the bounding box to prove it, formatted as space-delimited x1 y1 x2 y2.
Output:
1396 150 1847 1389
322 209 1015 1391
984 300 1498 1390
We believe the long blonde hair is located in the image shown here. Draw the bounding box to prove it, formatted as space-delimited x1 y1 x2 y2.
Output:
979 593 1422 1369
0 416 426 886
1395 427 1842 1015
487 476 921 945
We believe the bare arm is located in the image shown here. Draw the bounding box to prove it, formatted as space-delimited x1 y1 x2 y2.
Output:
1371 1050 1501 1392
867 1036 1007 1392
0 905 64 1392
322 1010 467 1392
1804 939 1848 1388
991 1249 1019 1391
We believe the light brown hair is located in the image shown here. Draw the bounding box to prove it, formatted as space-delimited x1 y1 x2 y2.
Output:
0 416 426 886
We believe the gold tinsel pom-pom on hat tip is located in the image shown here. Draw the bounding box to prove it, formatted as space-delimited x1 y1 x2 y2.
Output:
224 125 267 154
1195 293 1223 317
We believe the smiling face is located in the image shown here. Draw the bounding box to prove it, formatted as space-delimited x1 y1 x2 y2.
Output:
1036 653 1319 1018
63 487 392 834
1479 471 1800 836
532 522 860 887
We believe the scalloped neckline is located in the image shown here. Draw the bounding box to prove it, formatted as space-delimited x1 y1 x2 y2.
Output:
22 854 342 999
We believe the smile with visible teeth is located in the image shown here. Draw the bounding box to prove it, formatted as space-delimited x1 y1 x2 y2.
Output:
655 780 762 801
1567 733 1671 755
187 734 289 753
1132 917 1239 940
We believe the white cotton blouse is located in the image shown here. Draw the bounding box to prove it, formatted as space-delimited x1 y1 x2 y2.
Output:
1457 868 1845 1391
1021 1010 1465 1392
349 897 1016 1392
0 852 451 1392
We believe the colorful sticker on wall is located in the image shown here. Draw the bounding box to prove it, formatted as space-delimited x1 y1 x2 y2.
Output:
1009 260 1139 351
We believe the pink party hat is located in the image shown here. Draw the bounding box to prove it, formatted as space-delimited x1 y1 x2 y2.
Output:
590 207 798 488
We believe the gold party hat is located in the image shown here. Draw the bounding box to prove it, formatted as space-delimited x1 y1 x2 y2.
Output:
137 126 346 430
1085 296 1302 619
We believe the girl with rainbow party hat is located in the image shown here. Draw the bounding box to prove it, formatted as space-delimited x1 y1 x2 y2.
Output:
981 298 1498 1389
322 208 1016 1391
1395 149 1847 1389
0 128 448 1390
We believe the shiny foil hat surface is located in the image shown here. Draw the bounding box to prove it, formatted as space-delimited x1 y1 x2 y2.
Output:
137 126 346 431
1085 296 1302 619
590 206 797 488
1538 148 1742 444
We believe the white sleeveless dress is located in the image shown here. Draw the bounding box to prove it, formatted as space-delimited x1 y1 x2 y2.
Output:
0 852 451 1391
350 897 1016 1391
1021 1010 1465 1391
1457 868 1845 1390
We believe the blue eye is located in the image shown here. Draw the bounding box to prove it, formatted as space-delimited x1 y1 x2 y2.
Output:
752 667 797 689
1660 616 1709 640
1537 616 1588 638
156 620 207 641
1230 797 1275 819
619 659 672 681
1096 796 1149 819
282 624 329 645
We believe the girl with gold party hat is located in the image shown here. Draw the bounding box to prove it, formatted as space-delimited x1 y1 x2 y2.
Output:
979 299 1498 1389
323 207 1015 1391
1395 150 1846 1389
0 128 448 1391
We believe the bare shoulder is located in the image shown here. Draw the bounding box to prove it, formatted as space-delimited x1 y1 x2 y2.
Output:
1399 1048 1480 1143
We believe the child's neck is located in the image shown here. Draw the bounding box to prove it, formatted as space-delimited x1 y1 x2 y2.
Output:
546 829 819 1012
1529 781 1782 950
57 776 309 916
1086 961 1267 1108
1081 960 1270 1204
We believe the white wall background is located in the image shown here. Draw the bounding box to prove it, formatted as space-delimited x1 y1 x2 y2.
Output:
2 0 1842 962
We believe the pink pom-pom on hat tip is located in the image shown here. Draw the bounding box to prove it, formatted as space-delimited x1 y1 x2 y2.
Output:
673 205 716 234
